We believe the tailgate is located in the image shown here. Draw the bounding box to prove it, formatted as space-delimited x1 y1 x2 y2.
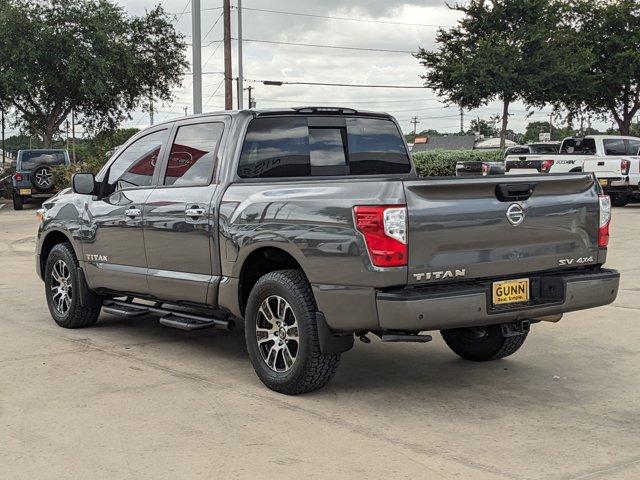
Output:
402 174 600 285
505 156 544 174
583 159 622 184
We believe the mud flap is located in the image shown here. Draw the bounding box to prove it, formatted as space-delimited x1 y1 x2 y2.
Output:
316 312 354 355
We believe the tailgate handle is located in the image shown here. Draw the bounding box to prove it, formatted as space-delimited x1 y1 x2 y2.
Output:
495 183 536 202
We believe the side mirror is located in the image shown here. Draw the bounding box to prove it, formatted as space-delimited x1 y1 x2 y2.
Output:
72 173 96 195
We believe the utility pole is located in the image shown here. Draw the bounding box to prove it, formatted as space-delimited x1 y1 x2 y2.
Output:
410 116 420 138
184 106 188 116
459 107 464 134
149 96 154 125
223 0 233 110
549 113 553 139
71 110 76 163
245 86 255 108
65 119 70 151
236 0 244 109
192 0 202 114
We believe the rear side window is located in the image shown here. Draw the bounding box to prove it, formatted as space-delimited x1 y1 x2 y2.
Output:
603 139 627 155
626 139 640 155
164 122 224 186
238 116 411 178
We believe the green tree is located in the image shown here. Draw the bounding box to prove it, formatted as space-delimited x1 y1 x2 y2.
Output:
415 0 578 148
0 0 187 147
523 121 575 143
467 118 497 138
570 1 640 135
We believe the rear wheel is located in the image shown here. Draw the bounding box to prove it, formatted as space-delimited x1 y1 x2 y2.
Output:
441 324 527 361
45 243 101 328
245 269 341 395
12 193 24 210
610 193 630 207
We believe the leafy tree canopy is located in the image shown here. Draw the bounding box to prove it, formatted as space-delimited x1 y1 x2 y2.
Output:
0 0 187 146
415 0 573 147
567 0 640 135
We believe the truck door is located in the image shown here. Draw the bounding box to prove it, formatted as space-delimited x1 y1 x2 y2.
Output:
143 117 227 305
81 128 170 295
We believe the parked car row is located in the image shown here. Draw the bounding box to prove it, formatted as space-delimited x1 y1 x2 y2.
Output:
456 135 640 207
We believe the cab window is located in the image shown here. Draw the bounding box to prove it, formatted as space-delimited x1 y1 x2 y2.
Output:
164 122 224 186
107 129 168 189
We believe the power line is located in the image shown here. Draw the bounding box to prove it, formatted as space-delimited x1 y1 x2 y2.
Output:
247 79 427 89
202 11 224 42
238 38 416 54
169 5 223 15
240 6 448 28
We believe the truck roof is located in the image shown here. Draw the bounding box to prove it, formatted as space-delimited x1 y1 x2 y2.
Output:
152 107 395 128
563 135 640 141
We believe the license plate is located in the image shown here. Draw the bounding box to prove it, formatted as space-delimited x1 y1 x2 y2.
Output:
19 188 31 195
492 278 530 305
598 178 609 187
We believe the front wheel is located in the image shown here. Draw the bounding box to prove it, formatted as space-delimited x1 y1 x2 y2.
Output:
245 269 341 395
441 324 528 361
45 243 101 328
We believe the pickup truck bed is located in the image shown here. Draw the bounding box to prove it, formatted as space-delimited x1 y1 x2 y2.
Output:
35 108 620 394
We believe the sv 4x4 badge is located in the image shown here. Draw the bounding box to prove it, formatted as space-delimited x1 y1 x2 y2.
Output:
559 256 594 266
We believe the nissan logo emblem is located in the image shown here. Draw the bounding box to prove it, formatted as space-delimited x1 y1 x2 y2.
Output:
506 203 525 226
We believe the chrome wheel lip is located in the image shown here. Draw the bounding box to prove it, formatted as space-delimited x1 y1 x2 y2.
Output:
255 295 299 373
50 260 72 315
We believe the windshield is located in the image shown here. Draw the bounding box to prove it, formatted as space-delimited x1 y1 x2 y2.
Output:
19 151 67 170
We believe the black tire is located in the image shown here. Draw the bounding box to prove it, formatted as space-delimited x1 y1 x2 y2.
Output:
610 193 630 207
32 165 54 192
245 269 341 395
12 193 24 210
44 243 101 328
441 324 527 361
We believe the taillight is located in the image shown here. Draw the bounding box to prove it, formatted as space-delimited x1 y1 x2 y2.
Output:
354 205 407 267
541 160 555 173
621 160 630 175
481 163 491 176
14 173 23 182
598 195 611 247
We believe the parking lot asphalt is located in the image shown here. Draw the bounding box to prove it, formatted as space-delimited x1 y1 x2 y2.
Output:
1 200 639 480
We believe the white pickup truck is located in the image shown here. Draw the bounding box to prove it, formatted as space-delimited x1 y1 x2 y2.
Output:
505 135 640 206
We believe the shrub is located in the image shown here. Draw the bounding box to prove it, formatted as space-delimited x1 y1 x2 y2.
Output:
0 165 16 199
412 149 504 177
52 157 107 190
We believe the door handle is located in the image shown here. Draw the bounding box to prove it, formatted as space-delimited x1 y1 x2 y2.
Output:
185 207 206 218
125 207 141 218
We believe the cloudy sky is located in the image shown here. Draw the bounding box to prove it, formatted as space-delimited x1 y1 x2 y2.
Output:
111 0 604 135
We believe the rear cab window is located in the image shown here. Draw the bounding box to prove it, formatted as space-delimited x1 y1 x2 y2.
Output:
238 116 411 178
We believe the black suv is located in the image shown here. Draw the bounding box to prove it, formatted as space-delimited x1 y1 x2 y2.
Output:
12 149 70 210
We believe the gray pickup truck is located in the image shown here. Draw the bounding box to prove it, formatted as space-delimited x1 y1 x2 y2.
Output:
36 108 620 394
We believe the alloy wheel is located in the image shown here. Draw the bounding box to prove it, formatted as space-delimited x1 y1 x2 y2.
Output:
35 168 53 188
255 295 299 372
51 260 72 315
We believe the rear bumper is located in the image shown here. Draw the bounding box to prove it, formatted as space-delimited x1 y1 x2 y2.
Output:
376 269 619 332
